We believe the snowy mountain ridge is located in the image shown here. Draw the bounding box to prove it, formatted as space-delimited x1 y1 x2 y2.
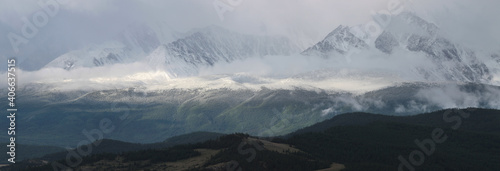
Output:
302 11 497 83
148 26 300 77
36 10 500 90
44 25 299 77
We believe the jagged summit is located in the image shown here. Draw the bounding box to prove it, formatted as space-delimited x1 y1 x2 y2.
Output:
302 25 369 56
301 11 495 83
165 26 297 65
44 25 298 77
40 11 498 83
147 26 299 77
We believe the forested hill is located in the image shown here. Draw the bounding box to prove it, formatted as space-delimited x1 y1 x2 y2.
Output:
6 108 500 171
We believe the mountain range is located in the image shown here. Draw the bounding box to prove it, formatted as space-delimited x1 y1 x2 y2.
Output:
1 5 499 170
1 0 500 170
303 12 495 83
39 11 500 82
2 9 500 152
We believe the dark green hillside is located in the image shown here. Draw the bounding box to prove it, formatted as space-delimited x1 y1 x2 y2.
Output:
41 131 225 161
0 131 223 167
13 134 330 171
5 108 500 171
290 108 500 136
285 108 500 170
287 122 500 170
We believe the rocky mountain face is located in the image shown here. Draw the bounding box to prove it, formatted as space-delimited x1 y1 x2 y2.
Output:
166 26 298 65
147 26 300 77
42 11 498 83
302 12 495 83
44 25 298 77
302 25 369 56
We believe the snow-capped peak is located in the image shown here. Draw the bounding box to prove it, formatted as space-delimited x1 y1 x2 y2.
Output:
146 26 300 77
302 25 369 56
301 10 497 83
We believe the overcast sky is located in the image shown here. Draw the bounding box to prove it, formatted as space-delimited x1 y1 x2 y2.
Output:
0 0 499 71
0 0 390 34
